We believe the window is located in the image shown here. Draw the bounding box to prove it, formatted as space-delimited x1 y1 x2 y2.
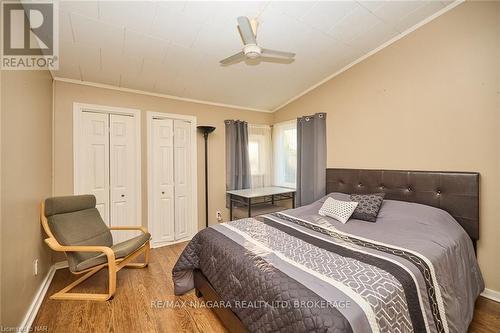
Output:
248 141 260 175
247 121 297 189
273 120 297 188
248 124 272 188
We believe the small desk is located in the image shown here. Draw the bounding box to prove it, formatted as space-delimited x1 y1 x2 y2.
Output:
226 186 296 220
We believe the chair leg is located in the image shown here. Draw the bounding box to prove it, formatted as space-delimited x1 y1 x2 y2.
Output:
107 262 117 299
50 266 113 301
123 242 150 269
144 242 150 266
48 243 150 301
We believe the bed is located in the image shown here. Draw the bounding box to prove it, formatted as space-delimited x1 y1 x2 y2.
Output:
173 169 484 333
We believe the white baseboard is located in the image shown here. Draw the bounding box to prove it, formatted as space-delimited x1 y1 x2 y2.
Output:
151 235 194 249
19 265 56 331
481 288 500 303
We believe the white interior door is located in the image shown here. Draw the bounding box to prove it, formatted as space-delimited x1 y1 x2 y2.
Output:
173 119 192 240
80 112 110 223
152 118 175 243
109 114 139 243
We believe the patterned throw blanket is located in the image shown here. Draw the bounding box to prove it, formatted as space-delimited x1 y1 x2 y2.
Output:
173 209 483 333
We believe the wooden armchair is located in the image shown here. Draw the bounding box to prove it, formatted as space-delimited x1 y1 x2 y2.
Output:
40 195 151 301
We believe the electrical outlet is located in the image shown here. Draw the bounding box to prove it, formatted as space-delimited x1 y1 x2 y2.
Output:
216 211 223 222
33 259 39 276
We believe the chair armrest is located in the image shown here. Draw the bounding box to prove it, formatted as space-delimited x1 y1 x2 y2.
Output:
108 226 148 234
44 238 115 262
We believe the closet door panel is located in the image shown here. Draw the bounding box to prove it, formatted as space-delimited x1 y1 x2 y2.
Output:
80 112 110 224
153 119 175 243
110 114 138 243
174 120 191 240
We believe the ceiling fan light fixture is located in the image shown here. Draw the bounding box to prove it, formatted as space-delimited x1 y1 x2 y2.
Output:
243 44 261 59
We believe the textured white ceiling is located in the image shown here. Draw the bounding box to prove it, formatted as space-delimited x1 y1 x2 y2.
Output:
55 1 456 111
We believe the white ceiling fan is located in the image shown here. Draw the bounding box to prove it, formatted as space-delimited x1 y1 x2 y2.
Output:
220 16 296 65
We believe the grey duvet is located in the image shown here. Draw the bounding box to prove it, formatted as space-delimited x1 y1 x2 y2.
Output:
173 193 484 333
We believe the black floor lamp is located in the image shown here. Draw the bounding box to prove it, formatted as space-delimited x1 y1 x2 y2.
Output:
197 126 216 228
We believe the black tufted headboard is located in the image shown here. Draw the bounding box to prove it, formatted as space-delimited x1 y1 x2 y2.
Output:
326 168 480 247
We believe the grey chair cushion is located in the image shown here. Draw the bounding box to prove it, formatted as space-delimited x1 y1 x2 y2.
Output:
45 195 150 273
48 207 114 271
45 195 96 216
75 232 151 272
45 195 113 272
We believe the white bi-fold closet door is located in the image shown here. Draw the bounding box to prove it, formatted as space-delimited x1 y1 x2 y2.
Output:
75 105 141 244
150 115 195 247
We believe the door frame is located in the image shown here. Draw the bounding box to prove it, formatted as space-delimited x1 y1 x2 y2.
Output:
73 102 142 226
146 111 198 248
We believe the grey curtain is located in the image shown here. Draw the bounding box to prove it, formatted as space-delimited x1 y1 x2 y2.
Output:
296 113 326 206
225 120 251 206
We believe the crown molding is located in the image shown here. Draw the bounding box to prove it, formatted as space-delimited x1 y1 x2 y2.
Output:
271 0 465 112
53 77 272 113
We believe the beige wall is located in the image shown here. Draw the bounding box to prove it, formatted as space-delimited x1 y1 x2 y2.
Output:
0 63 3 327
1 70 53 326
274 1 500 292
1 66 3 327
53 81 273 233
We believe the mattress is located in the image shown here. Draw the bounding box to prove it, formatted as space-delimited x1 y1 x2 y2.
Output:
173 193 484 333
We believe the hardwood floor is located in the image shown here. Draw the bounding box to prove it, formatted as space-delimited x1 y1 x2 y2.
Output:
33 242 500 333
33 242 227 333
469 296 500 333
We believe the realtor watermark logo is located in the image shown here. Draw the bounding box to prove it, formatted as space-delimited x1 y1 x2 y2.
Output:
1 1 58 70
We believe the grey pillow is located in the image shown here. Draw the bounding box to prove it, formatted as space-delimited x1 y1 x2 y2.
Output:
349 193 385 222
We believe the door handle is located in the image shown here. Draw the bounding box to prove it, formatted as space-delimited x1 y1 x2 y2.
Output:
121 194 125 198
161 191 165 194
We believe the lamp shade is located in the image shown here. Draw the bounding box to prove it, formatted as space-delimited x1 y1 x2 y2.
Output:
197 126 216 135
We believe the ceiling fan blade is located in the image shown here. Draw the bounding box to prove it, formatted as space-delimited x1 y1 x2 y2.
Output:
220 51 246 65
237 16 257 45
260 57 295 64
261 48 295 59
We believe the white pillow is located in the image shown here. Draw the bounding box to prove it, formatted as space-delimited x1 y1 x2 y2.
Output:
319 197 358 224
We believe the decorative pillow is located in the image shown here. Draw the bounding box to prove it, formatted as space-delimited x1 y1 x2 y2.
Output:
349 193 385 222
318 197 358 224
